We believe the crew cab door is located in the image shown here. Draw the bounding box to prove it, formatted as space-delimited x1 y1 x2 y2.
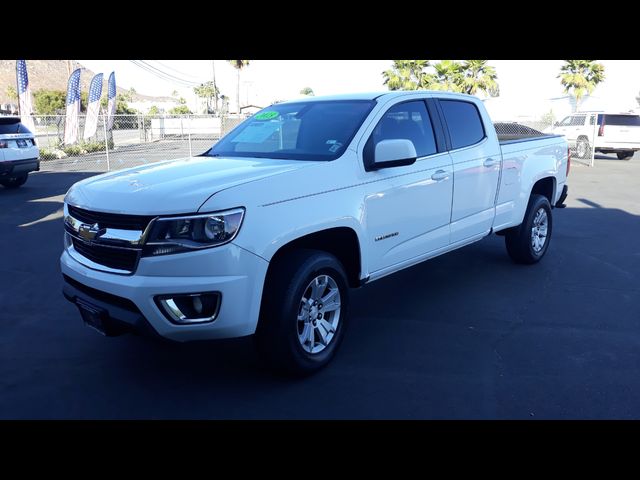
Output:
359 98 453 274
437 98 502 243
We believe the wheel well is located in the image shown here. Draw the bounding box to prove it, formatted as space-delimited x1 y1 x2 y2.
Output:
267 227 362 288
531 177 555 204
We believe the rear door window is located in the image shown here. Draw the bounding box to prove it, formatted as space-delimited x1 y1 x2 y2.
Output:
440 100 485 149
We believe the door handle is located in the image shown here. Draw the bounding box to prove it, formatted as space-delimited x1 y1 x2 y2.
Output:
483 158 498 168
431 170 449 181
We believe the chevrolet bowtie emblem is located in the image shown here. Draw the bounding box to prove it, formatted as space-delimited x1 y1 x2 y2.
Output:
78 223 104 242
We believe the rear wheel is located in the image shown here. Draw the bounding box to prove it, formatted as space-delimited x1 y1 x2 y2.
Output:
576 137 590 159
505 194 553 264
256 249 350 376
0 174 28 189
616 151 634 160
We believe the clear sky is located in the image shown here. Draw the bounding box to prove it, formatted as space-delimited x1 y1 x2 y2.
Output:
78 60 640 113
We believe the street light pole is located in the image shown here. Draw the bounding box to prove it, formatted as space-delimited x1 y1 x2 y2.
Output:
212 60 218 114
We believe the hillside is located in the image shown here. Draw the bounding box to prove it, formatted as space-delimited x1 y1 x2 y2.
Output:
0 60 173 104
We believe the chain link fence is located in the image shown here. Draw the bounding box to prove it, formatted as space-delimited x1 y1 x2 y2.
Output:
34 113 249 172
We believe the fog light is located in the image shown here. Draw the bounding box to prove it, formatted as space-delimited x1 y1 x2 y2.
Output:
155 292 221 324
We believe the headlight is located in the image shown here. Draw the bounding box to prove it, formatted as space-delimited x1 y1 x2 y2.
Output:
143 208 245 256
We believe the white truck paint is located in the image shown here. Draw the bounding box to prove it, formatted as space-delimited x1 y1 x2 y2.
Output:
61 91 569 374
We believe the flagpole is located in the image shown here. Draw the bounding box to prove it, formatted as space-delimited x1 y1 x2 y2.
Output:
15 61 20 117
102 107 110 172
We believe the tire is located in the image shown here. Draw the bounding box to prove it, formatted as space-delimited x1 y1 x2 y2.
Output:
0 174 28 189
505 194 553 265
256 249 350 376
616 151 634 160
576 137 590 159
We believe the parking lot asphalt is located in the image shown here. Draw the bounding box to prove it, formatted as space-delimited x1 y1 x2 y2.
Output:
1 154 639 419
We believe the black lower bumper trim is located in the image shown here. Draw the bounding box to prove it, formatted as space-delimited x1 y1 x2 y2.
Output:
0 158 40 177
555 185 568 208
62 274 161 339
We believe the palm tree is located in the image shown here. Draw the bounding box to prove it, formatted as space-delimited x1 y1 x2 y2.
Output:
460 60 498 96
228 60 250 114
426 60 464 92
558 60 605 111
382 60 431 90
193 81 219 113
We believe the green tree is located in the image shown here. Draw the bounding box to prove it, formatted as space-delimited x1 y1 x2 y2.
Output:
171 90 179 98
125 87 136 102
148 105 161 115
178 97 187 105
169 105 192 115
6 85 18 101
382 60 431 90
193 81 219 113
460 60 498 96
558 60 605 111
426 60 464 92
382 60 500 95
100 94 137 114
33 90 66 115
300 87 315 96
228 60 250 113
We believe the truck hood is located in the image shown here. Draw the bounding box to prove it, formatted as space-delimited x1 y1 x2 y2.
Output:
65 156 317 215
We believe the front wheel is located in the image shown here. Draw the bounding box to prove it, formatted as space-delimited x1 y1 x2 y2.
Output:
505 194 553 264
256 249 350 376
0 174 28 189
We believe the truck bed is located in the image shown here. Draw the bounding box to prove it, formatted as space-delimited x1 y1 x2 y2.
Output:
493 121 557 144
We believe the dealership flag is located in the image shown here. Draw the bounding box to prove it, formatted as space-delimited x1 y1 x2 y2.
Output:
83 73 103 140
106 72 116 131
63 68 81 145
16 60 35 132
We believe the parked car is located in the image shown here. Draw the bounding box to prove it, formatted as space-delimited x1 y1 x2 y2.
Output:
0 117 40 188
60 91 570 375
551 111 640 160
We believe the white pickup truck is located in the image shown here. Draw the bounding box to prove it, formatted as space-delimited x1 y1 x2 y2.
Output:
61 91 570 374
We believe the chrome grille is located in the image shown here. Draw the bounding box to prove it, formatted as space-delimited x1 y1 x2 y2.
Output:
67 205 155 231
71 237 140 272
65 204 152 274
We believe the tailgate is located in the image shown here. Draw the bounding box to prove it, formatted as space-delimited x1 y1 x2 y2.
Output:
0 133 38 162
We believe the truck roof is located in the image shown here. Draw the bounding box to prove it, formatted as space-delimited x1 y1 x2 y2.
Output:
278 91 475 104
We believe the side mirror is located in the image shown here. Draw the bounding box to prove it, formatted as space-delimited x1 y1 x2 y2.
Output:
371 139 417 170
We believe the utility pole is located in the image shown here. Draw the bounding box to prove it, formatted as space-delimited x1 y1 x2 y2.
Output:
212 60 218 114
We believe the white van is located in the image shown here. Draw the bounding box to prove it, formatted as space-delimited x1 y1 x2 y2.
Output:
552 111 640 160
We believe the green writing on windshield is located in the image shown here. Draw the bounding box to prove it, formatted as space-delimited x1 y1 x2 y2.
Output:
254 111 280 120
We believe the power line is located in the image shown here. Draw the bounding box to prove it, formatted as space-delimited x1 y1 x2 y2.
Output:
129 60 202 87
150 60 200 80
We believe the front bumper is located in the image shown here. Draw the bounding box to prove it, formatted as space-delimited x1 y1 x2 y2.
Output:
60 242 269 342
0 158 40 177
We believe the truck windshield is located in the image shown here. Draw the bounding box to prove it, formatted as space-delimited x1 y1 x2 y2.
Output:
205 100 375 161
